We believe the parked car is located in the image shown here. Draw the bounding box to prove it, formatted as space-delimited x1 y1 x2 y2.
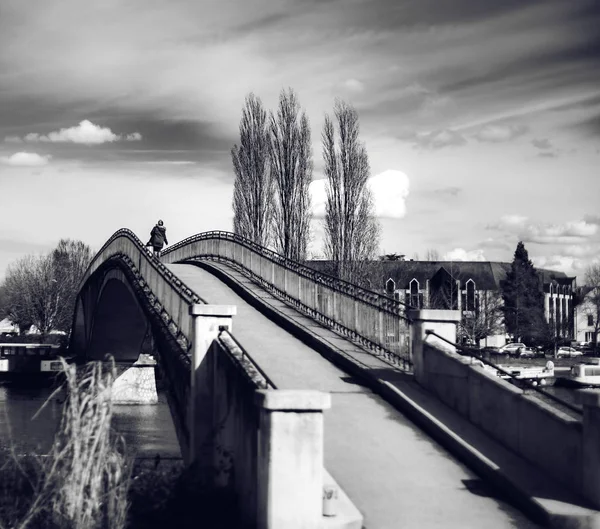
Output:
499 343 527 356
519 347 542 358
556 347 584 358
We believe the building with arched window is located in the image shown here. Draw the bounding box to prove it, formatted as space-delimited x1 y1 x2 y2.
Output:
308 260 577 348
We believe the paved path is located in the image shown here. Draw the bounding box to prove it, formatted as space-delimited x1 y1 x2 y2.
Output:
168 262 540 529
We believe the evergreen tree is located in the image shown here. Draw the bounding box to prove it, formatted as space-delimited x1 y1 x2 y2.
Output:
501 242 547 343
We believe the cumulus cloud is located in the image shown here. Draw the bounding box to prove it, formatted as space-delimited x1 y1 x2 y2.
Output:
488 215 598 244
412 129 467 150
13 120 142 145
443 248 487 261
473 124 528 143
531 255 584 274
0 152 51 166
310 169 410 219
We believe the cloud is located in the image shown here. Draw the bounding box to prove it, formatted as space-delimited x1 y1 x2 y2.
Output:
488 215 598 244
310 169 410 219
412 129 467 150
473 124 528 143
433 186 461 197
0 152 51 166
499 214 528 227
15 120 142 145
531 138 552 150
584 214 600 225
342 78 365 92
478 238 512 251
4 136 23 144
443 248 487 261
368 169 410 218
531 137 561 157
531 255 583 274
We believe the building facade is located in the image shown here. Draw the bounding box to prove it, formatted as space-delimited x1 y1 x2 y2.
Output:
308 260 576 348
574 287 599 345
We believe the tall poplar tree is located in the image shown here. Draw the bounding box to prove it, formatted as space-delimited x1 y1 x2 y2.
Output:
322 100 380 283
231 93 273 246
501 242 547 343
268 89 312 261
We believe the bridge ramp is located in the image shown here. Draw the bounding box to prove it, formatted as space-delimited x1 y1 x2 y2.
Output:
167 262 539 529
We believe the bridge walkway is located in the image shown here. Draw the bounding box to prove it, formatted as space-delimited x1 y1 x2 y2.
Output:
166 262 547 528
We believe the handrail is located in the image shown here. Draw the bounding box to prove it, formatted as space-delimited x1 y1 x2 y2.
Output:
218 328 277 389
162 230 413 317
80 228 206 304
161 231 412 366
425 330 582 416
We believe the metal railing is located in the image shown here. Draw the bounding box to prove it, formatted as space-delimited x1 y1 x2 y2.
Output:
218 328 277 390
161 231 412 365
78 229 207 349
425 330 582 416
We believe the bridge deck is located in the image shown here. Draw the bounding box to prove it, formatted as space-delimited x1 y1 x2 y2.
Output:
167 262 539 529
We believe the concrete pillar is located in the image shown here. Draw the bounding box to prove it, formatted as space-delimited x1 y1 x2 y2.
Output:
408 309 461 385
255 390 331 529
580 390 600 508
188 304 237 465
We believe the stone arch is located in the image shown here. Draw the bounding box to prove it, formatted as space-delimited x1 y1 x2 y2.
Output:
73 265 151 362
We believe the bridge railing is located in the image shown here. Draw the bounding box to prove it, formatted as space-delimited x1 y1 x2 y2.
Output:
162 231 412 365
81 229 206 348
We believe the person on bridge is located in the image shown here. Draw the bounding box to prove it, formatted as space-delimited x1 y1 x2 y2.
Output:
147 219 169 258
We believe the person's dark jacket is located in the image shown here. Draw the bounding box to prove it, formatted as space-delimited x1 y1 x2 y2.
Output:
149 225 168 248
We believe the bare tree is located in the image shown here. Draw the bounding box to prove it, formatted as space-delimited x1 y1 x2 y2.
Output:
51 239 93 332
459 290 505 347
0 239 92 336
322 100 380 283
231 93 273 246
425 248 440 261
1 254 59 335
268 88 312 261
584 263 600 350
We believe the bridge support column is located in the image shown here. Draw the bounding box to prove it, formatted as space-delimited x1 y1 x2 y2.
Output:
408 309 461 385
188 304 237 465
255 390 331 529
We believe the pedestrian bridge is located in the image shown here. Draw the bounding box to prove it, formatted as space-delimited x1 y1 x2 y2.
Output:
69 229 600 529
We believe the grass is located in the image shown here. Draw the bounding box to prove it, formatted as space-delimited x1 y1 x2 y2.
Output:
0 358 130 529
0 358 241 529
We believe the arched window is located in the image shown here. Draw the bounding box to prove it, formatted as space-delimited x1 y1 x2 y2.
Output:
549 283 554 295
409 279 420 308
465 279 476 312
386 278 395 295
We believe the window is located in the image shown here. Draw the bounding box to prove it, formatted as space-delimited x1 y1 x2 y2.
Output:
589 315 595 327
386 278 395 295
465 279 476 312
409 279 420 309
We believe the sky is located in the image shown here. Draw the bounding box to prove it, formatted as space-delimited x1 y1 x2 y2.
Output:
0 0 599 283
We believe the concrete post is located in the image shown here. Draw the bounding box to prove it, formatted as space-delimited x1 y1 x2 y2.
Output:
255 390 331 529
580 390 600 508
188 304 237 465
408 309 461 385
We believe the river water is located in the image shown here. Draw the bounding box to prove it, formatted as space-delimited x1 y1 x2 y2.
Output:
0 378 181 458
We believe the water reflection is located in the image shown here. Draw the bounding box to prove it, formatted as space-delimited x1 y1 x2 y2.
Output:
0 381 180 458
